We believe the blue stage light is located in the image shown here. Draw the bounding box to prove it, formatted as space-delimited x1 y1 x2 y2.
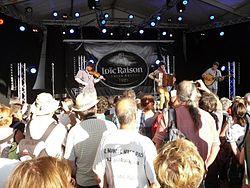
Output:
162 31 167 36
74 12 80 18
104 13 109 19
182 0 188 5
19 26 25 31
150 21 156 27
128 14 134 19
209 15 215 20
156 15 161 21
52 11 58 17
220 31 225 36
177 16 183 21
101 19 106 25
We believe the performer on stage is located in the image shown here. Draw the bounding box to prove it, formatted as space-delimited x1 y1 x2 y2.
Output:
148 62 175 110
75 64 103 97
202 62 224 95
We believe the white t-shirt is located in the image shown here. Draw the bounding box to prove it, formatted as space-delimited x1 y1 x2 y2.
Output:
93 129 158 188
226 123 247 148
0 127 13 155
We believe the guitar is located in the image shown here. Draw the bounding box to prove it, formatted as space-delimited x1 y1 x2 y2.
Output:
203 74 231 86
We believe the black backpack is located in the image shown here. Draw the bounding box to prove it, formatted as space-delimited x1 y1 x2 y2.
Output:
164 108 186 143
18 121 57 160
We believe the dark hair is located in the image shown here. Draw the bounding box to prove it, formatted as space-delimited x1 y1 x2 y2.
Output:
231 101 247 126
213 62 219 66
141 95 155 111
159 62 165 66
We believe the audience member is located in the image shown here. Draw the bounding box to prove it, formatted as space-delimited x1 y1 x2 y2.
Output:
93 97 159 188
18 93 67 160
154 138 205 188
6 156 74 188
153 80 220 171
64 93 116 188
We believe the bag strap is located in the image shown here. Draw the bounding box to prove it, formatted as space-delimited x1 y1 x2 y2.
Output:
0 131 15 144
39 121 58 142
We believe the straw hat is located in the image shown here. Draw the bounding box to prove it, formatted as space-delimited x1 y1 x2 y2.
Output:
72 93 99 112
31 93 59 116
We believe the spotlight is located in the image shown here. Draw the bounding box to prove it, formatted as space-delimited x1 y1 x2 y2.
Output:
139 29 144 34
32 28 38 32
169 33 173 37
167 17 172 23
25 6 33 13
74 12 80 18
52 11 58 17
88 59 95 64
19 26 26 32
156 15 161 21
150 21 156 27
176 2 186 13
62 31 66 35
104 13 109 19
28 66 37 74
177 16 183 21
110 32 113 36
62 13 68 20
182 0 189 5
101 28 107 33
209 15 215 20
162 31 167 36
201 33 205 36
0 18 4 25
128 14 134 19
101 19 106 25
221 65 226 71
126 32 130 36
155 59 161 65
69 28 74 34
219 31 225 36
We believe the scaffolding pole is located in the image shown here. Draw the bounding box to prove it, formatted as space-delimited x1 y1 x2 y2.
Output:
17 62 27 104
228 62 236 99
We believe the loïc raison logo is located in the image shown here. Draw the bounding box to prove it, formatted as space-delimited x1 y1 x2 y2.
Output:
97 51 148 90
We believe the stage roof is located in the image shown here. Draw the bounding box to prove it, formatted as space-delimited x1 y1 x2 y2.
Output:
1 0 250 32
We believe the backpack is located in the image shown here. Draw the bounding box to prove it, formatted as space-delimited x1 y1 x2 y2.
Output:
18 121 57 160
0 131 18 159
163 108 186 143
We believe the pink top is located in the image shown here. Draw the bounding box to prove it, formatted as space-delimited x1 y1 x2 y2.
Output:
153 105 220 161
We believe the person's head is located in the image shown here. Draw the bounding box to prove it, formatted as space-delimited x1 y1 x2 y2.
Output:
231 101 247 126
6 156 74 188
140 95 155 111
122 89 136 99
220 97 232 112
115 97 137 128
86 64 94 72
0 105 13 128
72 93 99 120
176 80 201 105
159 62 165 70
199 92 217 113
154 139 205 188
97 96 109 114
212 62 219 70
244 93 250 108
31 93 59 116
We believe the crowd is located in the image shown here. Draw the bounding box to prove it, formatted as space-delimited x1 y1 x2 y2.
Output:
0 79 250 188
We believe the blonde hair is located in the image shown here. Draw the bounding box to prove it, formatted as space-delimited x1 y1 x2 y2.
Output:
6 156 73 188
154 139 205 188
0 105 13 128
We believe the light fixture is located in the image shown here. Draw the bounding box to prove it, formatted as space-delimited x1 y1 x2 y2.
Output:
88 0 97 10
139 29 144 34
102 28 107 33
221 65 226 71
177 16 183 21
110 32 113 36
32 28 38 32
27 66 37 75
128 14 134 20
52 11 58 17
219 31 225 36
19 25 26 32
162 31 167 36
155 59 161 64
0 18 4 25
101 19 106 25
74 12 80 18
69 28 74 34
182 0 189 5
126 32 130 36
150 21 156 27
62 13 68 20
156 15 161 21
169 33 173 37
209 15 215 20
25 6 33 13
104 13 109 19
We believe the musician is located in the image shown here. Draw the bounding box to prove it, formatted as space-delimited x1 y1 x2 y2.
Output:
202 62 224 95
75 64 103 97
148 62 175 110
